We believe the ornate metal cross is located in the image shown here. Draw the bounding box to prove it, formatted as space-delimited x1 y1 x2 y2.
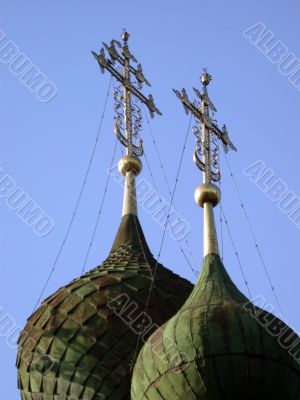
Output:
173 69 237 183
92 30 162 157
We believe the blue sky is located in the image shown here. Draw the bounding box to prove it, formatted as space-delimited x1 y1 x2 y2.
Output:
1 0 300 398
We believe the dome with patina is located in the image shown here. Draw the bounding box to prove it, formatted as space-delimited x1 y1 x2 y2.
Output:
131 253 300 399
17 214 192 400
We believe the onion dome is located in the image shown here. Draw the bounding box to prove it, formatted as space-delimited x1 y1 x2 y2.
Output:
131 252 300 399
17 212 192 400
131 70 300 399
17 31 193 400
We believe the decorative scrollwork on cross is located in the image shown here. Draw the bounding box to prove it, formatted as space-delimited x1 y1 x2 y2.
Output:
92 30 162 157
173 68 237 183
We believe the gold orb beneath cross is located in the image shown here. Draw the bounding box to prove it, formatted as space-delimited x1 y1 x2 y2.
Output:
195 183 221 207
118 155 142 176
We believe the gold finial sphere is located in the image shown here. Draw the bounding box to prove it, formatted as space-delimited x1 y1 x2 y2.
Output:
118 155 142 176
195 183 221 208
122 30 130 42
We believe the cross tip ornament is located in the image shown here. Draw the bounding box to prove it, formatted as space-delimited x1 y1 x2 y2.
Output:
93 31 161 158
201 68 212 86
121 29 130 43
173 68 237 185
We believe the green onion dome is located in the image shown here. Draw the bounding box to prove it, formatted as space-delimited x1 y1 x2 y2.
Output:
17 214 192 400
131 253 300 399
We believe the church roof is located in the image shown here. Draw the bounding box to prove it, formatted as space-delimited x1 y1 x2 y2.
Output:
17 214 192 399
131 253 300 399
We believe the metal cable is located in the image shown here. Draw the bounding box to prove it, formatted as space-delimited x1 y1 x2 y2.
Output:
32 77 113 313
218 147 224 260
143 109 197 274
143 151 198 277
130 114 192 369
81 138 118 274
223 151 284 317
131 207 154 280
219 196 224 260
221 205 255 303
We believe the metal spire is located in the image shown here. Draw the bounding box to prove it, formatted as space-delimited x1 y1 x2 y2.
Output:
92 31 162 217
173 69 237 256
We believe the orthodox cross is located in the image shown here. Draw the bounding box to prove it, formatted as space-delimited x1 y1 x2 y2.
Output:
173 69 237 183
92 30 162 157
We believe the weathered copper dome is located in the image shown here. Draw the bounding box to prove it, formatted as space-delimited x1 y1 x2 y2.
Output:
17 214 192 399
131 253 300 399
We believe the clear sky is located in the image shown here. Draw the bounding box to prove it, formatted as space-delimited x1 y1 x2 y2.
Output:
1 0 300 398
